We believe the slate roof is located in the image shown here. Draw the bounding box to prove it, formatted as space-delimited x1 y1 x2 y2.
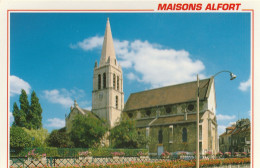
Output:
124 78 213 112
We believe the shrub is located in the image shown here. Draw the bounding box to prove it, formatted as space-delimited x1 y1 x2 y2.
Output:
136 151 148 156
111 152 125 157
224 152 231 158
10 126 33 155
216 151 223 157
13 147 148 157
234 152 240 157
206 151 212 156
25 149 46 160
161 151 171 158
78 151 92 157
110 119 151 148
241 152 247 157
23 128 49 147
47 128 74 148
70 114 108 148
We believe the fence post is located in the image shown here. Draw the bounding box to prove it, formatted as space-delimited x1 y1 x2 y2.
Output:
49 157 53 167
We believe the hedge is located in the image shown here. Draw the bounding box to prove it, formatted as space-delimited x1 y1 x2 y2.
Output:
11 147 148 157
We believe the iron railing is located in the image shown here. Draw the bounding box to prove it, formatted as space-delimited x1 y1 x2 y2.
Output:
10 155 249 167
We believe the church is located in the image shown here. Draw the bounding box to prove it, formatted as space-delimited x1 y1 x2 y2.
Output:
65 18 219 155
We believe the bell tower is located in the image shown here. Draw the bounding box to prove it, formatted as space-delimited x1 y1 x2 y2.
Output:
92 18 124 128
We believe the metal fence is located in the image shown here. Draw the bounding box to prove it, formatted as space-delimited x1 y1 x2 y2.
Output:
11 156 155 167
10 155 249 168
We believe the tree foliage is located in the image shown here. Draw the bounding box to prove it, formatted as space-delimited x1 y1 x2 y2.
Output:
23 128 49 147
47 128 74 148
70 114 108 148
110 119 151 148
19 89 30 128
29 91 43 129
10 126 32 149
12 89 43 130
12 102 26 127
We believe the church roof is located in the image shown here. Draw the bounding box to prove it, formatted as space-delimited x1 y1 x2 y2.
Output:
124 78 213 112
136 118 155 128
100 18 116 66
67 100 100 120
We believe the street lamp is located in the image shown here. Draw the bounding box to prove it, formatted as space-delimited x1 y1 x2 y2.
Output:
196 71 236 168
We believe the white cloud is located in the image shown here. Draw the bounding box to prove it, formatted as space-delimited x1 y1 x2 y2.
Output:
42 88 89 108
218 125 227 135
116 40 206 87
217 114 236 120
239 76 251 92
43 89 73 108
229 121 236 126
46 118 65 128
10 112 14 124
10 75 31 96
127 72 140 81
70 36 103 51
83 106 92 111
72 36 206 88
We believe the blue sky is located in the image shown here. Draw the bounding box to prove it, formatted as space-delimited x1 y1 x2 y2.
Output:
10 13 251 134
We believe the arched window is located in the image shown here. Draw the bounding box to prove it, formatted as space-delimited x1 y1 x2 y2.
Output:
98 74 101 90
103 73 106 89
115 96 118 109
117 76 119 90
113 74 116 89
158 129 163 144
182 128 187 142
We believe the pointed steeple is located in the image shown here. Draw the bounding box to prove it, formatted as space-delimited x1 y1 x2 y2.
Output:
100 18 116 66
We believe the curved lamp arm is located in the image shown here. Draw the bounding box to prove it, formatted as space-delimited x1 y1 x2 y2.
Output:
213 70 236 80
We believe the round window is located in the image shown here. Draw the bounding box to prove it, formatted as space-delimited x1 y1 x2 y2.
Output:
166 107 171 113
187 104 194 111
128 113 133 118
146 110 151 116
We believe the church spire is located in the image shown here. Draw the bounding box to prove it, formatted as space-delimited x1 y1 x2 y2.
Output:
100 18 116 66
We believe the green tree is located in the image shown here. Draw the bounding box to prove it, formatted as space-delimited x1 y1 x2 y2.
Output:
29 91 42 129
47 128 74 148
10 126 32 150
23 128 49 147
110 119 151 148
19 89 30 128
70 114 108 148
12 102 26 127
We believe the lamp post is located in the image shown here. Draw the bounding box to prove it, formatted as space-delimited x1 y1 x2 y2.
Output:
196 71 236 168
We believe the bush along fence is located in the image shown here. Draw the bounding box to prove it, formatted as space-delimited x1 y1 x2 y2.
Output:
10 147 148 157
10 149 251 168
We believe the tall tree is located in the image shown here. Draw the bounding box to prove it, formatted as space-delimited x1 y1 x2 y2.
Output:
29 91 42 129
12 102 26 127
70 114 108 148
110 119 151 148
19 89 30 128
